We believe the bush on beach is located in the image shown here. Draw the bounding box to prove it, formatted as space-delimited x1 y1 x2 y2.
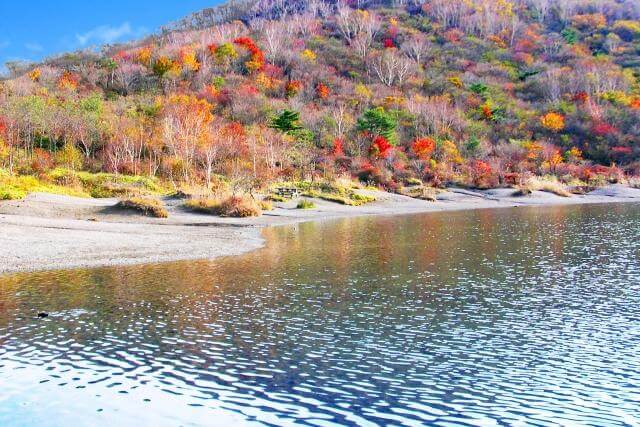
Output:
184 195 262 217
116 197 169 218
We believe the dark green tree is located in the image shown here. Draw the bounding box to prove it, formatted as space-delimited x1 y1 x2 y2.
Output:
357 107 398 145
269 109 303 133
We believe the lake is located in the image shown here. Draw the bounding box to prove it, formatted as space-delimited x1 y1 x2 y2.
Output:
1 204 639 426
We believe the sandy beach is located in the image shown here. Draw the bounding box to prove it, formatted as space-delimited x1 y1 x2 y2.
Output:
1 185 639 275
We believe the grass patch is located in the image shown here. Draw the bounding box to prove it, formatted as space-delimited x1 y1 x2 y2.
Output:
259 199 273 211
265 194 287 202
274 180 376 206
0 168 170 201
116 197 168 218
301 190 376 206
297 199 316 209
184 195 262 217
48 168 168 198
0 171 89 200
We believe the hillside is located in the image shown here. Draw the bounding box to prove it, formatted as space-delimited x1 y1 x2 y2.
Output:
1 0 640 200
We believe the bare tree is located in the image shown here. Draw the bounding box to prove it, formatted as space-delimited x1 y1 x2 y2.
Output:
426 0 470 28
401 33 431 65
406 95 465 135
370 49 415 87
114 63 146 95
261 20 288 61
528 0 551 23
539 67 565 103
335 6 381 44
330 100 353 137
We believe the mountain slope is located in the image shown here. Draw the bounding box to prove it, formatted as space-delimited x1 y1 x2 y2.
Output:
1 0 639 195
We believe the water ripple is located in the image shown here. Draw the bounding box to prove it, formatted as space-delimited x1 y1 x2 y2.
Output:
1 203 639 426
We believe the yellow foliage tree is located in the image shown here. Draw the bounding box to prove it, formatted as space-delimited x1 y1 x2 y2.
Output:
28 68 41 82
540 112 565 132
301 49 317 62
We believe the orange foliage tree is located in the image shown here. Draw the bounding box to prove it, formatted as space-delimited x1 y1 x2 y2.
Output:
162 95 214 182
411 137 436 160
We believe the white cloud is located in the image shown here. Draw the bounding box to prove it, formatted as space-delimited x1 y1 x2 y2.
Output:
75 22 147 47
25 42 43 52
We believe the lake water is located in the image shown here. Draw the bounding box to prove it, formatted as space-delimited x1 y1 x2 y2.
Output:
1 204 639 426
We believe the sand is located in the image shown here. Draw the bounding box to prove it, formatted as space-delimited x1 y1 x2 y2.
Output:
1 185 639 275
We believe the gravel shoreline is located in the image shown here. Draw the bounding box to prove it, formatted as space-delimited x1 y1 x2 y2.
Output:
1 185 639 275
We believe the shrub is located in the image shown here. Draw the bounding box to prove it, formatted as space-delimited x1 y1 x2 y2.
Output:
297 199 316 209
116 197 168 218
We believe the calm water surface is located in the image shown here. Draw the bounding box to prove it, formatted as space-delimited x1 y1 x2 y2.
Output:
1 204 639 426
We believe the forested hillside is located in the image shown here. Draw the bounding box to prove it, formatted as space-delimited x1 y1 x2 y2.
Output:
1 0 640 197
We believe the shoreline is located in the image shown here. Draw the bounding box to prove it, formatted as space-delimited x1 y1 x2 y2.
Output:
1 185 639 276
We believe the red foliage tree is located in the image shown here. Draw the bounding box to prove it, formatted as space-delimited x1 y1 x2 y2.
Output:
573 92 589 104
332 138 345 157
233 37 265 72
468 160 494 188
31 148 54 173
592 121 617 137
370 136 393 159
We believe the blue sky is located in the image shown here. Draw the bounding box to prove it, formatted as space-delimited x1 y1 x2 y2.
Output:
0 1 220 74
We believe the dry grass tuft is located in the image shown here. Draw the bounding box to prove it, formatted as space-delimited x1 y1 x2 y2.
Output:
184 195 262 217
399 185 438 201
116 197 168 218
296 199 316 209
516 177 572 198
